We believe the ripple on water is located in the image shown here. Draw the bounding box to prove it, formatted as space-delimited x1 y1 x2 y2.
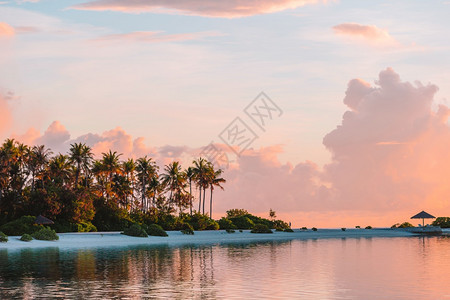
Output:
1 236 450 299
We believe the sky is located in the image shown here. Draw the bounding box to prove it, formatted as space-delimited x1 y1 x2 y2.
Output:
1 0 450 227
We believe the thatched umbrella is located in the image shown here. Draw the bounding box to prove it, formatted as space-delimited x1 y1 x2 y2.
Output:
410 211 435 227
35 215 54 225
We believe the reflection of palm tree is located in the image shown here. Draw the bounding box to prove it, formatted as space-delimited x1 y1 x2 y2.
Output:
209 168 226 220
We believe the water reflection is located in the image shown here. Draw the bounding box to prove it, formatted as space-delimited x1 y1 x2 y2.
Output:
1 237 449 299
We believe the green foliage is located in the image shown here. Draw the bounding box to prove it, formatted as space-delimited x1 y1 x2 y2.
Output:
180 222 194 235
205 219 219 230
0 231 7 242
432 217 450 228
0 215 40 236
365 226 372 229
341 228 346 231
32 227 59 241
144 224 168 237
301 227 307 230
156 213 177 231
123 224 148 237
284 228 294 232
92 199 133 231
239 229 243 233
20 233 33 242
75 222 97 232
355 226 361 229
312 227 318 231
225 228 235 233
229 216 255 229
218 217 236 230
275 228 284 232
226 209 249 218
391 222 414 228
182 212 219 231
250 224 273 234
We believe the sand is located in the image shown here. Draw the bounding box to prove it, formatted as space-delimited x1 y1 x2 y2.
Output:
1 228 437 252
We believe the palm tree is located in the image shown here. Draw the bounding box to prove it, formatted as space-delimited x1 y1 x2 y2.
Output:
69 143 93 188
192 157 209 214
136 156 158 212
161 161 187 214
28 145 52 191
209 168 226 220
185 167 194 215
99 151 122 202
47 154 72 186
122 158 136 210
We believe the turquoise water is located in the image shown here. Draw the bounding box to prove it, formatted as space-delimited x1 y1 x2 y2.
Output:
1 236 450 299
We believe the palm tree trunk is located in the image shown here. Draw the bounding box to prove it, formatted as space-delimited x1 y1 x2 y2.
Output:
202 187 206 214
210 186 213 220
189 180 192 215
198 188 202 212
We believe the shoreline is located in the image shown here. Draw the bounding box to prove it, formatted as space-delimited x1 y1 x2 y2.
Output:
3 228 446 252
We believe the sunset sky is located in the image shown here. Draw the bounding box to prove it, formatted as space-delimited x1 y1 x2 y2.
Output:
1 0 450 227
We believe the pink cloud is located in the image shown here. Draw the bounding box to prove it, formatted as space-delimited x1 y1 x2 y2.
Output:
0 92 12 134
71 0 320 18
7 68 450 227
323 68 448 214
93 31 220 43
333 23 398 47
0 22 15 37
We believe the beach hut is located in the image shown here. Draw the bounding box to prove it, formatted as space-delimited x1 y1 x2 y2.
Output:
410 211 435 227
35 215 54 225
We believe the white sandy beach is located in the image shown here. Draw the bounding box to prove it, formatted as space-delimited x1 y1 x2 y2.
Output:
2 228 443 251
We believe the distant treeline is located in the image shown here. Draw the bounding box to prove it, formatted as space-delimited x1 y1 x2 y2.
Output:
0 138 226 231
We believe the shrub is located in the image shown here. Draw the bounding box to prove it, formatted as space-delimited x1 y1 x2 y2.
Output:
301 227 307 230
180 223 194 235
230 216 254 229
251 224 272 234
432 217 450 228
239 229 243 233
226 228 235 233
355 226 361 229
312 227 318 231
183 213 216 231
75 222 97 232
123 224 148 237
275 228 284 232
20 234 33 242
32 227 59 241
218 217 236 230
205 219 220 231
144 224 168 237
365 226 372 229
391 222 414 229
341 228 346 231
0 231 8 242
284 228 294 232
0 216 39 236
226 209 249 218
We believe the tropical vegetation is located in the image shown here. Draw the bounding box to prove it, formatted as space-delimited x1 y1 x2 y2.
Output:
32 227 59 241
432 217 450 228
0 139 226 232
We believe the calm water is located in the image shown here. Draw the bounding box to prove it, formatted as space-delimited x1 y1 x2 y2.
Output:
1 236 450 299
